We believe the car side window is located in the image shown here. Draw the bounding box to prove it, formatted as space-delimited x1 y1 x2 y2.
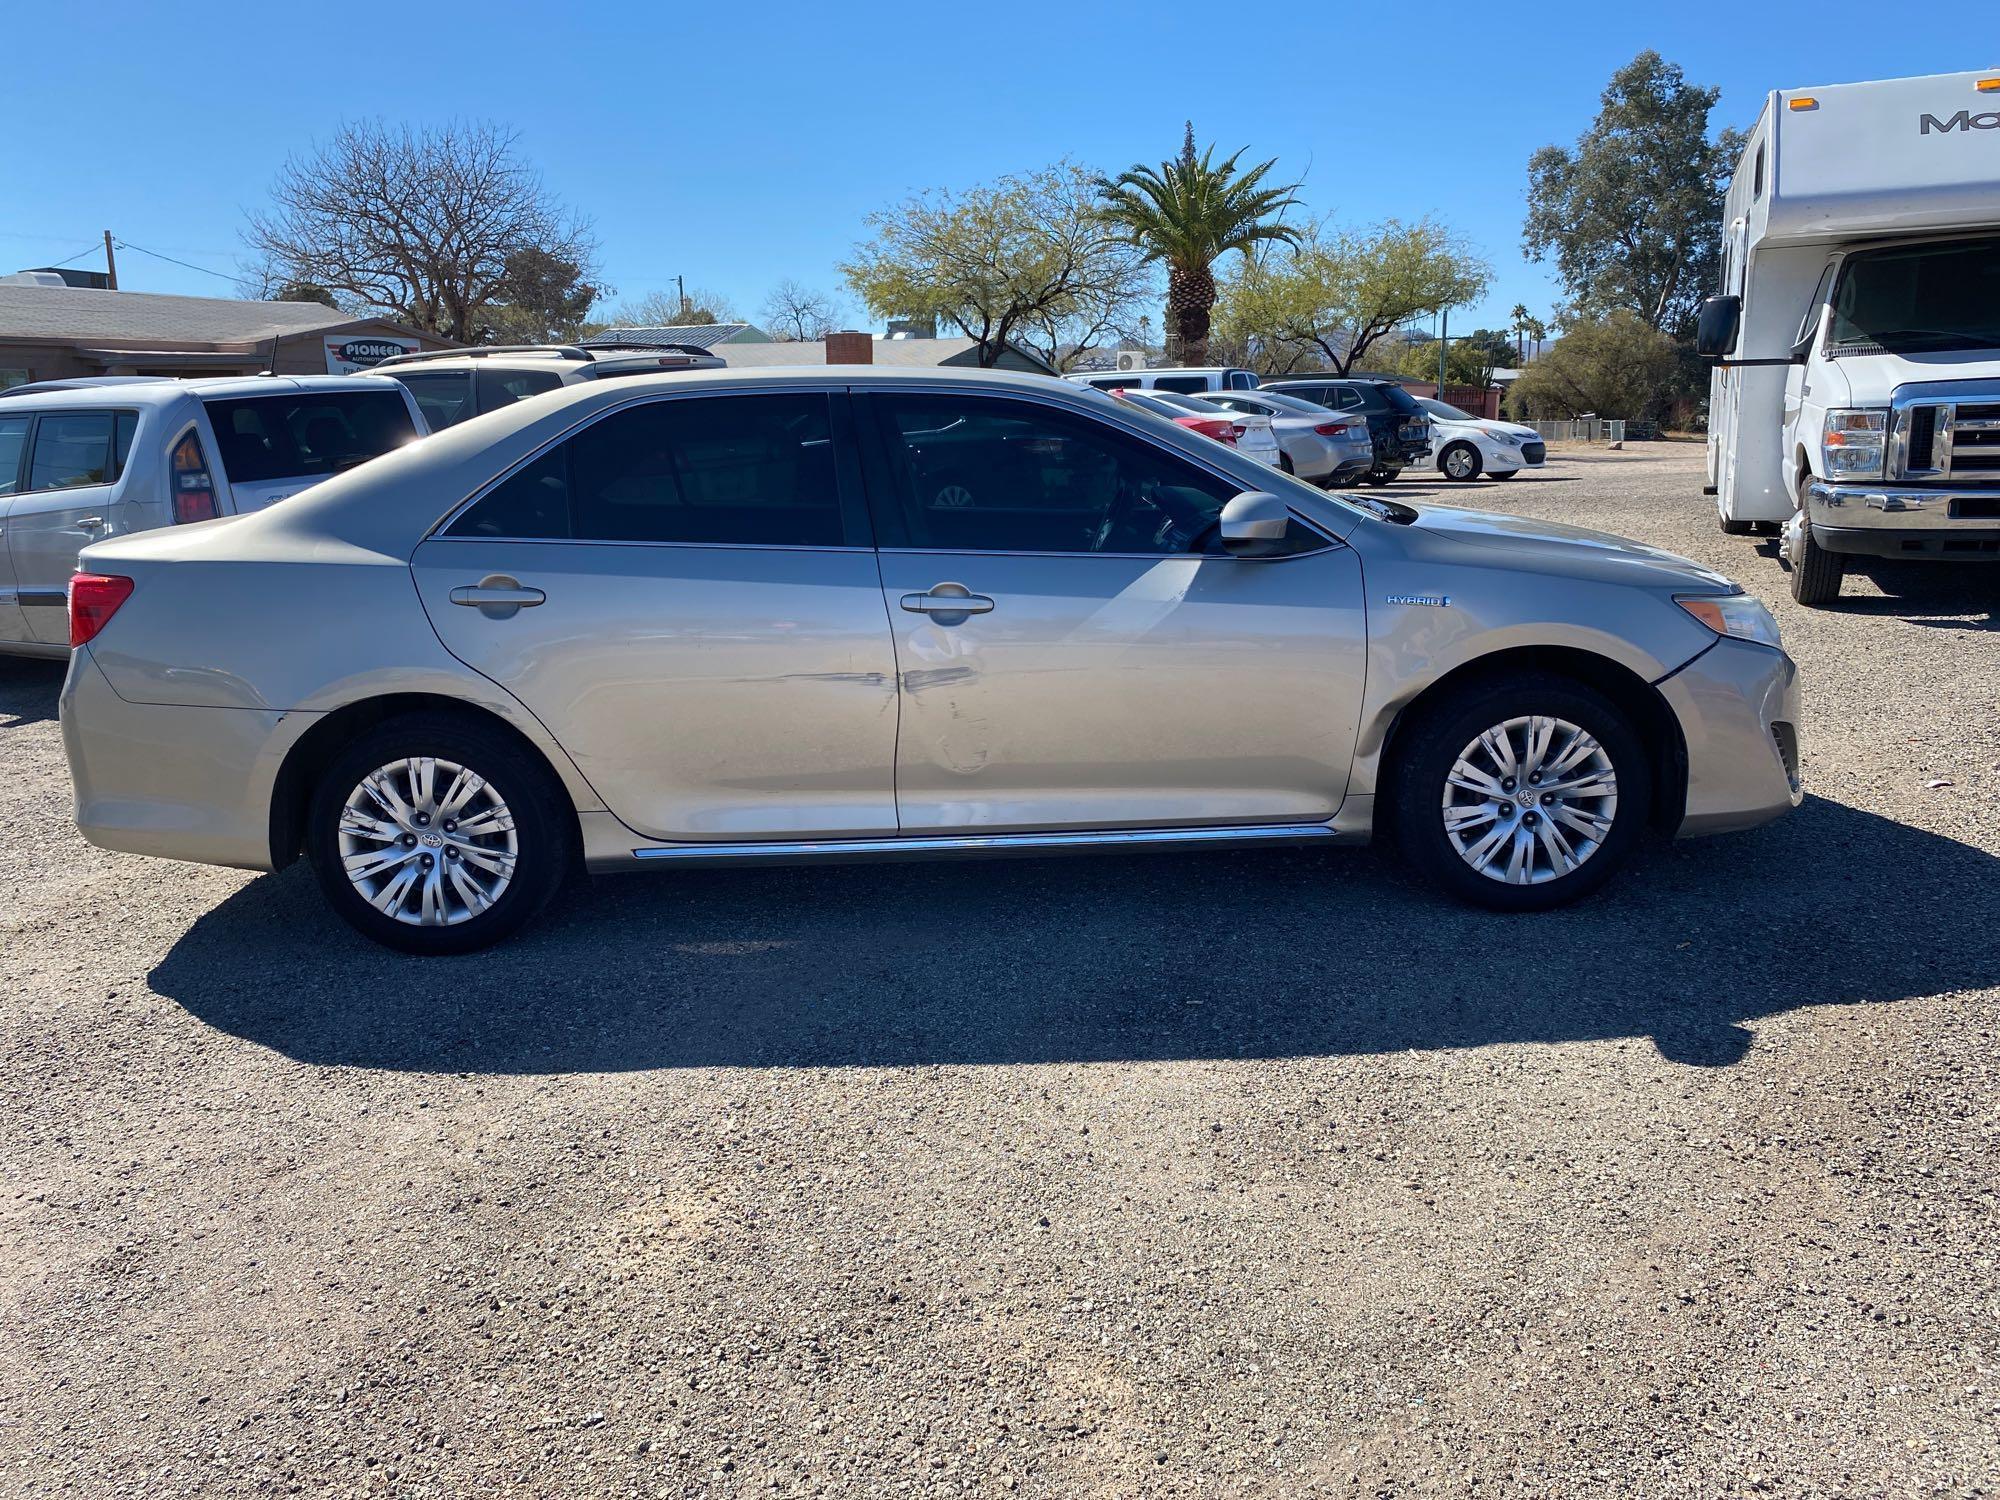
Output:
0 415 29 495
395 371 473 429
477 367 564 413
26 411 118 492
446 393 848 547
1153 375 1208 394
871 393 1251 557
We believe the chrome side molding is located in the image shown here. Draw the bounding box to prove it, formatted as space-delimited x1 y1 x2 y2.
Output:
630 823 1340 861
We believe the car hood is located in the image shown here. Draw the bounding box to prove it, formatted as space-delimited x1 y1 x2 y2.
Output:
1405 503 1737 590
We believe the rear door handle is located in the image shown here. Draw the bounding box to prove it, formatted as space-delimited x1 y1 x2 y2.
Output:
900 584 994 619
448 575 545 619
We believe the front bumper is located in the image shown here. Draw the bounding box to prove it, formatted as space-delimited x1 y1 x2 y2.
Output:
60 646 315 872
1655 636 1803 838
1806 479 2000 558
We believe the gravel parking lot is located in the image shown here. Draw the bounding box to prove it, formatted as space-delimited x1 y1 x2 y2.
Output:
3 444 1997 1498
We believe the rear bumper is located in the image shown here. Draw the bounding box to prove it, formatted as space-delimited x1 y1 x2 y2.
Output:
1656 637 1803 838
60 647 313 872
1806 480 2000 558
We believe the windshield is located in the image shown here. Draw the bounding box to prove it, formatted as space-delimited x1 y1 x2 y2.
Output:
1419 398 1476 421
202 390 418 483
1827 237 2000 354
1118 391 1190 421
1253 391 1337 417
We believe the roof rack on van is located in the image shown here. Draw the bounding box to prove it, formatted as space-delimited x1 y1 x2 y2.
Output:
372 345 599 369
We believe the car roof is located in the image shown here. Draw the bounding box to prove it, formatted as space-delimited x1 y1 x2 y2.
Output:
0 373 405 411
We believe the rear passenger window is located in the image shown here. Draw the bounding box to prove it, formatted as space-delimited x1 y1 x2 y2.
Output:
447 394 847 547
0 416 28 495
394 372 473 429
476 367 564 412
1153 375 1208 394
27 412 117 491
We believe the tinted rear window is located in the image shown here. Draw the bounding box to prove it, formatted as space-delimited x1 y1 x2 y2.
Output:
1376 384 1424 414
1152 375 1210 393
202 390 417 483
392 371 473 429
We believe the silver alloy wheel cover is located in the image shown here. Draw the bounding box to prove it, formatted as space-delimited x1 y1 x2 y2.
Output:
934 484 975 508
1441 715 1618 885
338 756 519 926
1444 444 1476 478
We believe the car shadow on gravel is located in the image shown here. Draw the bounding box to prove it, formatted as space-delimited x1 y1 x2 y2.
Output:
150 794 2000 1074
0 655 64 728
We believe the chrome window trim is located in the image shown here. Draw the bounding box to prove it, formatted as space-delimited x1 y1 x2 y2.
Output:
425 377 1356 555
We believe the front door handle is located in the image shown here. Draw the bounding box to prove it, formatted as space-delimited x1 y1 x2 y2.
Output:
76 516 106 531
448 574 545 619
899 583 994 622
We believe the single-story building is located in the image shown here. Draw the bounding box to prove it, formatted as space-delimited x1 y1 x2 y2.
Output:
589 324 1058 375
0 283 453 388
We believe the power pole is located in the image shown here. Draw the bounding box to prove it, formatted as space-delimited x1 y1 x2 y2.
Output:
676 274 687 322
1437 307 1448 395
103 231 118 291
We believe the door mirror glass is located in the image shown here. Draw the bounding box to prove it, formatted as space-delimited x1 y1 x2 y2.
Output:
1219 490 1291 556
1695 295 1742 360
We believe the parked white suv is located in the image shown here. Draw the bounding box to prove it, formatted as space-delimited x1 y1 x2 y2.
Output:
0 375 424 657
373 344 724 430
1066 366 1261 395
1416 398 1548 481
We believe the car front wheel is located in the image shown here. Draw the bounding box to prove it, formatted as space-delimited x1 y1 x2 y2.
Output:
1439 441 1482 481
306 713 572 954
1388 676 1651 911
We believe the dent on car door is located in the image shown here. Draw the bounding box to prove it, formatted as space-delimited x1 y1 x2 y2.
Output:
858 390 1368 834
410 390 899 843
5 410 135 644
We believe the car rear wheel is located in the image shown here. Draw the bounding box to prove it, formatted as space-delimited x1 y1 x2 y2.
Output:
1440 441 1482 481
1363 464 1401 485
306 713 572 954
1388 675 1651 912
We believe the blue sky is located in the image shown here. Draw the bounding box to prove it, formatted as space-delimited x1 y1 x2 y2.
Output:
3 0 1991 340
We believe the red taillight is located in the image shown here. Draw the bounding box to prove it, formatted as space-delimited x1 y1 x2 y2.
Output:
1314 421 1350 436
69 574 134 648
171 431 218 524
1229 423 1246 442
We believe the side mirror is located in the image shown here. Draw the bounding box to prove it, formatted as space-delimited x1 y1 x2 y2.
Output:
1219 490 1291 556
1695 294 1742 360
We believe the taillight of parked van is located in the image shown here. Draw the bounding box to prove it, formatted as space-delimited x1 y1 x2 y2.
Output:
69 574 134 647
170 431 219 524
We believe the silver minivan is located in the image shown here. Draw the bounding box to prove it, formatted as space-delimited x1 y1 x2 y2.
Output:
0 375 425 656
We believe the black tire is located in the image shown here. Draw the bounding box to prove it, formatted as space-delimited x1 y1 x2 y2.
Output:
1278 453 1295 476
1363 464 1401 486
1387 674 1652 912
1439 441 1483 481
1786 513 1845 606
1718 512 1757 536
306 711 573 954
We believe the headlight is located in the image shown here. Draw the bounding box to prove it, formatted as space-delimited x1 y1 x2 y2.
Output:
1822 408 1887 479
1677 593 1783 650
1486 428 1522 445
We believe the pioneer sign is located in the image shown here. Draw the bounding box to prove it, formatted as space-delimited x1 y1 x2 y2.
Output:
324 335 422 374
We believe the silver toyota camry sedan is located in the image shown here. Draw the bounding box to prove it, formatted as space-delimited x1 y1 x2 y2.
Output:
59 368 1802 953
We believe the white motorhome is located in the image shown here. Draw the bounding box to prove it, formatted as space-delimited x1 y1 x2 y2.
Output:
1699 68 2000 605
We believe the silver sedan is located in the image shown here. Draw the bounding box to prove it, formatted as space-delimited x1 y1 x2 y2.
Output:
1201 389 1377 487
61 368 1802 953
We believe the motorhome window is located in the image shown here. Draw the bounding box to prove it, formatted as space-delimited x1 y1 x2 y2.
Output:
1752 145 1764 200
1827 238 2000 354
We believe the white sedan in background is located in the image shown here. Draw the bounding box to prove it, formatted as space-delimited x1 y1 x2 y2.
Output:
1418 398 1547 481
1134 390 1284 469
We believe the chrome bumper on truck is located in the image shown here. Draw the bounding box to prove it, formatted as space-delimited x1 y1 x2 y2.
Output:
1806 480 2000 558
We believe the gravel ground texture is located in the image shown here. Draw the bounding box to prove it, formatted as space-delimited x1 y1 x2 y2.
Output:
3 444 1998 1499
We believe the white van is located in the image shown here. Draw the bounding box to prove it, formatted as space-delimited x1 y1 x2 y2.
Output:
1698 68 2000 604
1066 366 1261 395
0 375 425 656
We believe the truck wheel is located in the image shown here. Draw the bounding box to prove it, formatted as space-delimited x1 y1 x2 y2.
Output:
1387 674 1650 912
1439 442 1482 481
1786 515 1845 607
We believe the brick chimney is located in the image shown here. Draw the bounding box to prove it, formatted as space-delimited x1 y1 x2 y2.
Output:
824 330 874 365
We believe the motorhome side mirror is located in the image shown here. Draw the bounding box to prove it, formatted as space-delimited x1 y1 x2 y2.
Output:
1695 295 1742 360
1219 491 1291 556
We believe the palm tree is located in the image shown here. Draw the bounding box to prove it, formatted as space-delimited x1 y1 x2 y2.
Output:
1096 124 1301 365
